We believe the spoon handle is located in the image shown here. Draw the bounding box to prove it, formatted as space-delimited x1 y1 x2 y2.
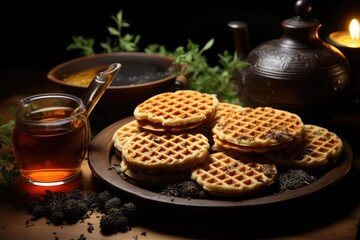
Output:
81 63 121 117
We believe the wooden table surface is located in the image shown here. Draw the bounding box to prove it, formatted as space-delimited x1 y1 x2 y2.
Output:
1 70 360 240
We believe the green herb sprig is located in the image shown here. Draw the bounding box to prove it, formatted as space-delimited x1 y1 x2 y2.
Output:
67 36 96 56
0 114 18 191
171 39 249 104
67 10 140 56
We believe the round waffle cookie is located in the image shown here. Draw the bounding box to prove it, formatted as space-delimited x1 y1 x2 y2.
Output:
133 90 219 131
191 152 278 197
263 124 344 171
122 131 210 173
212 107 304 148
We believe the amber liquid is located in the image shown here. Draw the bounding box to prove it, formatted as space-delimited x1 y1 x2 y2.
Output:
12 108 88 185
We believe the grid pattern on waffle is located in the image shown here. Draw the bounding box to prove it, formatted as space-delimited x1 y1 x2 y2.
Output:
193 102 244 139
213 107 304 147
191 152 277 196
122 131 210 172
264 124 344 168
212 102 244 123
112 120 142 151
133 90 219 126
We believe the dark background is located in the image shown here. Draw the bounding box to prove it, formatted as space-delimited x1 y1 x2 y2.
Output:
1 0 359 71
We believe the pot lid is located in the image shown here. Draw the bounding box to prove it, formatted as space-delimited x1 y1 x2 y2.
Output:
282 0 319 30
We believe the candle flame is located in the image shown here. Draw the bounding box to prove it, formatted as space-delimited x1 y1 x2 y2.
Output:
349 19 359 41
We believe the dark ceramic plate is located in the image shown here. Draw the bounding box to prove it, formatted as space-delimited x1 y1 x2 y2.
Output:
88 116 353 212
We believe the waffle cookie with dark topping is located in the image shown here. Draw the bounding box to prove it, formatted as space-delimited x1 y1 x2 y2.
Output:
263 124 344 171
212 107 304 153
191 152 278 197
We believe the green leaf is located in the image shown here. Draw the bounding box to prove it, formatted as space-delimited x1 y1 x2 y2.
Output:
100 42 113 53
107 27 120 36
66 36 95 56
144 44 173 57
200 38 214 53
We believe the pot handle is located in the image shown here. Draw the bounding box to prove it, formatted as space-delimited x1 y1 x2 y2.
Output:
228 21 251 104
228 21 250 60
173 74 188 91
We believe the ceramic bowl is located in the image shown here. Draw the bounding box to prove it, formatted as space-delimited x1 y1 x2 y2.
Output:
47 52 185 127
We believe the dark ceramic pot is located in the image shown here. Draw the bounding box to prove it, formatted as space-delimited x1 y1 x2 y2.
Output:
47 52 186 128
229 0 351 122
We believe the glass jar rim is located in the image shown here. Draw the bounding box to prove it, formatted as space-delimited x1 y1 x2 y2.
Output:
16 93 86 126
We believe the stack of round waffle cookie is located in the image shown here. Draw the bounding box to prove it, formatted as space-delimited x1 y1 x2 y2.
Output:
112 90 344 197
112 90 217 187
